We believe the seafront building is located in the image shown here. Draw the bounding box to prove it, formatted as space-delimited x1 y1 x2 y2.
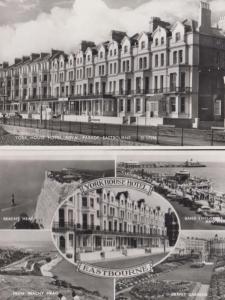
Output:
0 1 225 128
52 188 170 262
175 234 225 261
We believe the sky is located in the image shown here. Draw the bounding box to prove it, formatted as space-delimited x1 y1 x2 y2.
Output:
0 0 224 63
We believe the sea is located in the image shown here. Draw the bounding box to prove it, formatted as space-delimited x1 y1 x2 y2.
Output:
0 160 114 228
143 162 225 193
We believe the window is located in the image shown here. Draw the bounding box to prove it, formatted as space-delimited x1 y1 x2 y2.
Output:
161 53 164 66
82 197 87 207
141 41 145 49
127 99 131 112
214 100 221 115
90 198 94 208
161 37 164 45
124 45 128 53
180 97 185 113
155 38 158 46
143 57 147 69
173 51 177 64
181 72 185 91
97 210 100 218
175 32 181 42
170 73 177 91
110 50 113 56
139 58 143 69
69 234 73 248
136 98 141 112
160 75 164 92
170 97 176 112
110 63 112 75
155 54 158 67
122 61 126 72
179 50 183 63
126 60 130 72
114 49 117 56
119 99 124 112
114 62 117 74
104 205 106 214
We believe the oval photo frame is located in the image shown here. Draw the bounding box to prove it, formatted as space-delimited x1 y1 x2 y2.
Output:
51 177 180 278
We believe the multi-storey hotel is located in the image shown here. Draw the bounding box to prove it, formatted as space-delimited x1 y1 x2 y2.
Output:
0 1 225 128
52 188 171 263
176 234 225 261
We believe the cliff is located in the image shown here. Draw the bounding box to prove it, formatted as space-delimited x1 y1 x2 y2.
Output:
34 174 80 229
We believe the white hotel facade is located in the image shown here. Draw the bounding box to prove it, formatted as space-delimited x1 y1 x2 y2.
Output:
52 188 168 262
1 1 225 128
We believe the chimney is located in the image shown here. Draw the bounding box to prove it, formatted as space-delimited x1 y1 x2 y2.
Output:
198 0 211 32
111 30 127 43
15 58 22 65
51 49 63 56
149 17 171 33
22 56 30 62
80 41 96 52
40 52 49 59
2 62 9 69
149 17 161 33
30 53 39 60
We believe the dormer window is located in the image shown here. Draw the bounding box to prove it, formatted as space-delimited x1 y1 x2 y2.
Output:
175 32 181 42
60 62 63 68
110 50 113 56
124 45 128 53
87 55 90 62
141 41 145 49
155 38 158 46
114 49 117 56
70 59 73 66
161 37 164 45
99 51 103 59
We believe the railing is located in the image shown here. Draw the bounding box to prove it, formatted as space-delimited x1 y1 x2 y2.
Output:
1 117 225 146
52 222 165 238
0 87 192 102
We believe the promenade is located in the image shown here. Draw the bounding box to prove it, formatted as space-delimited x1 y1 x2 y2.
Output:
1 118 225 146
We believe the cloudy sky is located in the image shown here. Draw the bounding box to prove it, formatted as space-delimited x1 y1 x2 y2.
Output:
0 0 224 63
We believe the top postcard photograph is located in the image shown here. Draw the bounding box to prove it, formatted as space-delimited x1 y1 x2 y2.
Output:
0 0 224 146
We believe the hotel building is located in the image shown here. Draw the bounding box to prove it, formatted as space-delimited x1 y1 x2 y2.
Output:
52 188 169 262
175 234 225 261
1 1 225 128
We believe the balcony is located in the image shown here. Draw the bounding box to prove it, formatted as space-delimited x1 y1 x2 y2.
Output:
70 93 116 100
52 222 165 238
21 95 58 102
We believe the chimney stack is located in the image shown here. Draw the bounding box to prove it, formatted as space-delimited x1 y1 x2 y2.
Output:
198 0 211 33
14 58 22 65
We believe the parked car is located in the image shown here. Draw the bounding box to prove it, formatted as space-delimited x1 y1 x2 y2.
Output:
197 205 211 215
190 262 205 268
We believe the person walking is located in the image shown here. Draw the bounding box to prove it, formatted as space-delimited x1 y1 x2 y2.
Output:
58 293 67 300
72 291 80 300
11 193 15 206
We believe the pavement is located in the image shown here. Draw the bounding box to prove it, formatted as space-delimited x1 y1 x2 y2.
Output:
92 252 168 269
